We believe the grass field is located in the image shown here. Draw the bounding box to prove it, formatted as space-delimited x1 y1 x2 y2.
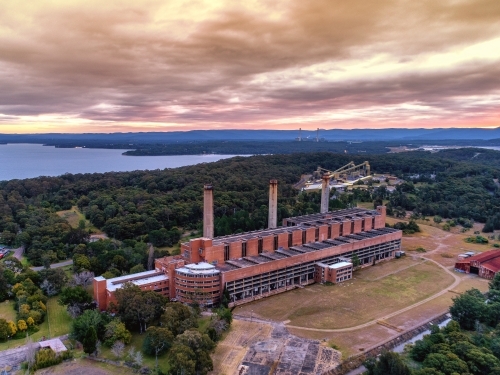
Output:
0 300 16 322
36 358 135 375
56 206 101 232
46 297 72 337
283 218 497 357
287 274 492 358
0 297 71 351
20 256 30 267
235 259 453 329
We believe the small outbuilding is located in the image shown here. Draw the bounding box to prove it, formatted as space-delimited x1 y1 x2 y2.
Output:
455 250 500 279
39 338 67 353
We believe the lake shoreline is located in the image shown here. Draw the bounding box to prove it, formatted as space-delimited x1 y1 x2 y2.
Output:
0 144 243 181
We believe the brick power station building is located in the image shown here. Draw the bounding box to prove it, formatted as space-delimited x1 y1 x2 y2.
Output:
94 180 402 309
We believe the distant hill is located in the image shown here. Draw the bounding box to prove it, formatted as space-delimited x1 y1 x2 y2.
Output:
1 128 500 145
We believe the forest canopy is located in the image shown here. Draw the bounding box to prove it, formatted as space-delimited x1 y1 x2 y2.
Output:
1 149 500 267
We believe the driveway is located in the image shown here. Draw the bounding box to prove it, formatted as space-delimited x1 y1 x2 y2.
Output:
31 259 73 272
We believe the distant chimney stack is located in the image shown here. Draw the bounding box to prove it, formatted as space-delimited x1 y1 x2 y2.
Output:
203 184 214 239
320 175 330 213
268 179 278 229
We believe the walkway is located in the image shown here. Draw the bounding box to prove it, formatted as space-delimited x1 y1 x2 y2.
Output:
31 259 73 272
11 246 24 261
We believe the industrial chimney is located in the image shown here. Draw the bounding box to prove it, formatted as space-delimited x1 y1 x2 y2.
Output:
268 179 278 229
203 184 214 239
320 175 330 214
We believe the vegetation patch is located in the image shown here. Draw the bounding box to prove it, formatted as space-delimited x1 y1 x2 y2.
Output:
465 235 489 244
56 206 88 229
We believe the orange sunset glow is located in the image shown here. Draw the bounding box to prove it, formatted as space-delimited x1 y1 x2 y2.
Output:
1 0 500 133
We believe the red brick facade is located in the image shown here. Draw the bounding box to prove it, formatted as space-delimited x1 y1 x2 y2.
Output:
94 206 401 309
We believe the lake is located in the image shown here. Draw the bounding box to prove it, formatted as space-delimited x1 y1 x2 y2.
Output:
1 143 242 181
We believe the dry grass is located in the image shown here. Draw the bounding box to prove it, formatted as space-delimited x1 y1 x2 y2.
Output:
287 276 490 358
282 220 498 357
235 260 453 330
388 274 489 329
400 220 499 268
210 319 273 375
354 257 425 281
56 206 101 233
0 299 16 322
56 206 85 228
0 298 70 351
35 358 134 375
288 324 396 359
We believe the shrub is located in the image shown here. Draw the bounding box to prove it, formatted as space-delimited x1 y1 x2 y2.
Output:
32 348 73 371
393 220 420 235
465 235 489 244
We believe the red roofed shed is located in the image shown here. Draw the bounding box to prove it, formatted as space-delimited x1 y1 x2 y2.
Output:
455 250 500 279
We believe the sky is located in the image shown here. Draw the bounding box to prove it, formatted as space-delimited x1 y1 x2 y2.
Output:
1 0 500 133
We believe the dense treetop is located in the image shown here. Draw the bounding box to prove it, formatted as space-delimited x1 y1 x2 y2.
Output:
1 150 500 266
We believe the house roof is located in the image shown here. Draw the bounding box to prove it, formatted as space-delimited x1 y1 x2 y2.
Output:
39 338 67 353
468 250 500 263
482 257 500 273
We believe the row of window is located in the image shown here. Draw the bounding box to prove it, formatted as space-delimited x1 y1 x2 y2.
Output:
176 272 219 278
176 285 220 290
174 279 219 285
225 241 400 293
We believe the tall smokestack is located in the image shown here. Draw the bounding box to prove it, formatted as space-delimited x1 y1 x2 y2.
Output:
321 175 330 213
268 179 278 229
203 184 214 239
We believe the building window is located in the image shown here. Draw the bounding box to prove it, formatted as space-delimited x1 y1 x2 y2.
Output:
224 244 230 261
328 226 332 239
258 238 263 254
302 230 306 244
315 228 319 241
273 236 278 250
288 233 293 247
242 242 247 257
351 221 355 233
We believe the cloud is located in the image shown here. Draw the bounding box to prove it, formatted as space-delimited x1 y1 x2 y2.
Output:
0 0 500 132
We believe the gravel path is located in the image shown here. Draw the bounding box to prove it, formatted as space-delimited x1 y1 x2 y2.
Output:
11 245 24 260
31 259 73 271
